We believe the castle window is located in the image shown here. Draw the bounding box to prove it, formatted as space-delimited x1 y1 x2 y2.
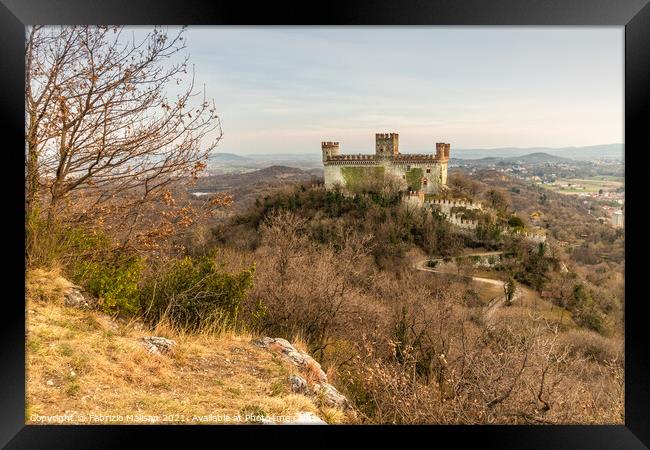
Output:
426 168 431 173
402 175 406 179
423 179 428 186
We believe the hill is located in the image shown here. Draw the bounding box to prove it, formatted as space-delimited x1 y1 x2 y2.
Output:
454 144 623 160
501 152 572 164
192 165 320 193
189 165 323 214
26 269 350 425
206 153 323 173
209 152 253 162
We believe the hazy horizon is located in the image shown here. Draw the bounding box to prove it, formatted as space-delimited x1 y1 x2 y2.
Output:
159 26 623 154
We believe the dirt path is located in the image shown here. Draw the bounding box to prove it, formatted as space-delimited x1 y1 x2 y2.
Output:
414 258 503 286
414 256 516 326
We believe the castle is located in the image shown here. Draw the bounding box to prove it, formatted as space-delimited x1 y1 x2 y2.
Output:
322 133 450 193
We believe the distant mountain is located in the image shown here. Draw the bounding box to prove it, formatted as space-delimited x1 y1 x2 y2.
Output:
454 144 623 160
209 152 252 161
501 152 572 164
251 165 310 178
193 165 321 192
239 153 321 163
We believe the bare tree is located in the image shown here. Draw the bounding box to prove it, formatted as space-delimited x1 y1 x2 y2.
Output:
25 26 221 257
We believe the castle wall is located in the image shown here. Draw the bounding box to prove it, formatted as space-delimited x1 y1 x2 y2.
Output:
324 159 448 193
323 165 345 188
386 161 448 194
322 135 449 193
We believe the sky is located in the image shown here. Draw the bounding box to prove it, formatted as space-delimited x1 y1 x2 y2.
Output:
159 26 623 154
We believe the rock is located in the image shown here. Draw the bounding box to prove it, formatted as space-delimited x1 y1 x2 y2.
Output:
253 337 352 411
312 382 351 409
63 287 91 309
289 375 308 394
253 337 327 382
46 379 55 386
142 336 176 355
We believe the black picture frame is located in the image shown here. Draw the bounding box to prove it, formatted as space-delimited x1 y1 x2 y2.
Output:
2 1 648 448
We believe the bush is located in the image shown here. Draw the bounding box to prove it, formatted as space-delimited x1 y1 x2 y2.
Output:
141 252 255 332
73 255 144 316
426 259 438 268
27 210 112 269
575 307 607 335
508 215 525 229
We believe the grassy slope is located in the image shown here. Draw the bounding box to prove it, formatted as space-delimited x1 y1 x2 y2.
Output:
26 270 346 425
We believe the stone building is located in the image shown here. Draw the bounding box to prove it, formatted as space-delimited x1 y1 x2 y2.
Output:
322 132 450 193
611 210 624 228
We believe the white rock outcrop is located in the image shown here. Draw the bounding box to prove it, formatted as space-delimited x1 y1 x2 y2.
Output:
253 337 351 410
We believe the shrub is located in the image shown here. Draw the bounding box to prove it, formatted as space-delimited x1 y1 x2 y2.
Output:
73 255 144 316
575 307 607 335
27 210 112 269
141 252 255 332
561 329 622 363
508 215 525 229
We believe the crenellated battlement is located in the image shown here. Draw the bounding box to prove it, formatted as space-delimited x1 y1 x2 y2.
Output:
395 154 436 159
448 213 479 229
329 154 376 160
375 132 399 139
375 132 400 158
322 132 450 193
427 198 482 210
321 141 341 162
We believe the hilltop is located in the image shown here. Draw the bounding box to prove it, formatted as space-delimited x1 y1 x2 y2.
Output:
190 166 323 214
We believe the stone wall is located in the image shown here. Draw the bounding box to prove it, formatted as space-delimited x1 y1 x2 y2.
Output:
323 165 345 188
447 213 479 229
322 133 450 193
427 198 483 215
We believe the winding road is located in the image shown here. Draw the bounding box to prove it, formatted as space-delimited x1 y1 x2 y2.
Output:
413 252 521 324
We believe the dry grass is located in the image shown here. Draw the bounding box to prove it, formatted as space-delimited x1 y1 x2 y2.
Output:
560 328 623 363
25 270 348 424
26 267 74 305
492 285 577 329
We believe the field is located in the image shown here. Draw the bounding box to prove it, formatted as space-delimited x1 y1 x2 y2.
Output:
542 176 623 195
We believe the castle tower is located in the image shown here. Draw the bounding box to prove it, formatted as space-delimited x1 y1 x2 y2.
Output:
435 142 445 159
375 133 399 159
321 141 340 162
435 142 451 160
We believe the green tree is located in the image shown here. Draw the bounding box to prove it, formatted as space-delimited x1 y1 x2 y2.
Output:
504 275 517 306
507 215 525 229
